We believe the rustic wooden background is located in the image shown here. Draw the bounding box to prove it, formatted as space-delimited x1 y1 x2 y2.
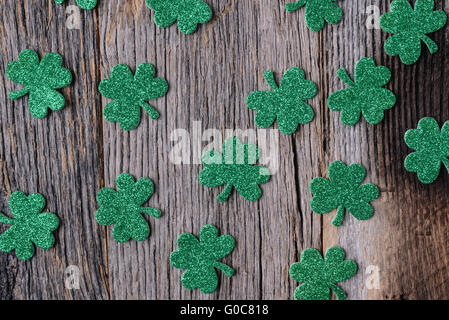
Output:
0 0 448 300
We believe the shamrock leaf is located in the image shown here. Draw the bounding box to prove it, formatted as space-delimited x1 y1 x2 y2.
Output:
310 161 379 227
285 0 343 31
289 246 357 300
199 137 270 202
6 49 72 119
170 224 235 294
247 67 317 135
0 191 59 260
328 57 396 126
95 173 161 242
146 0 212 34
54 0 97 10
99 63 168 131
380 0 447 65
404 117 449 184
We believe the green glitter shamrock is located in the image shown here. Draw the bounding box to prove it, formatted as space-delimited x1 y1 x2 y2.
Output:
98 63 168 131
285 0 343 31
170 224 235 294
328 57 396 126
146 0 212 34
54 0 97 10
310 161 379 227
0 191 59 261
247 67 317 135
289 246 357 300
380 0 447 65
404 117 449 184
95 173 161 242
199 137 270 202
6 49 72 119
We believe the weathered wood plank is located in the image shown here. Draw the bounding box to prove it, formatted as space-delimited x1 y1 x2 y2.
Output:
0 0 448 300
258 0 325 299
98 0 322 299
0 0 108 299
322 0 449 300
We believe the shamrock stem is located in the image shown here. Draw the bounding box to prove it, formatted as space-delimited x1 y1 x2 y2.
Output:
217 184 233 202
141 207 161 218
264 71 279 91
213 262 235 277
441 157 449 172
9 88 30 100
332 205 345 227
285 0 307 12
141 102 160 120
331 284 347 300
0 212 14 225
336 68 356 87
420 35 438 54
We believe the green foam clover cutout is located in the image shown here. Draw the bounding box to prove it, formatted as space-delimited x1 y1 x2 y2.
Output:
328 57 396 126
199 137 270 202
99 63 168 131
54 0 97 10
95 173 161 242
289 246 357 300
310 161 379 227
146 0 212 34
6 49 72 119
380 0 447 65
170 224 235 294
0 191 59 261
285 0 343 31
247 67 317 135
404 117 449 184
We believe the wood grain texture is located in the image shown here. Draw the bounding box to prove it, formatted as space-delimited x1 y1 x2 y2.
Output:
0 0 448 300
322 0 449 300
0 0 108 299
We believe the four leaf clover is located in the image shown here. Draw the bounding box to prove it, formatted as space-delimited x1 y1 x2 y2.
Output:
247 67 317 135
285 0 343 31
146 0 212 34
95 173 161 242
328 57 396 126
404 117 449 184
54 0 97 10
99 63 168 131
6 49 72 119
170 224 235 294
0 191 59 261
380 0 447 65
289 246 357 300
310 161 379 227
199 137 270 202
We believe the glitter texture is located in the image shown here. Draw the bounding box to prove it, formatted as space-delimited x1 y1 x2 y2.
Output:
328 57 396 126
98 63 168 131
199 137 270 202
170 225 235 294
95 173 161 242
289 246 357 300
146 0 212 34
310 161 379 227
0 191 59 261
6 49 72 119
285 0 343 31
404 117 449 184
380 0 447 65
246 67 317 135
54 0 97 10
